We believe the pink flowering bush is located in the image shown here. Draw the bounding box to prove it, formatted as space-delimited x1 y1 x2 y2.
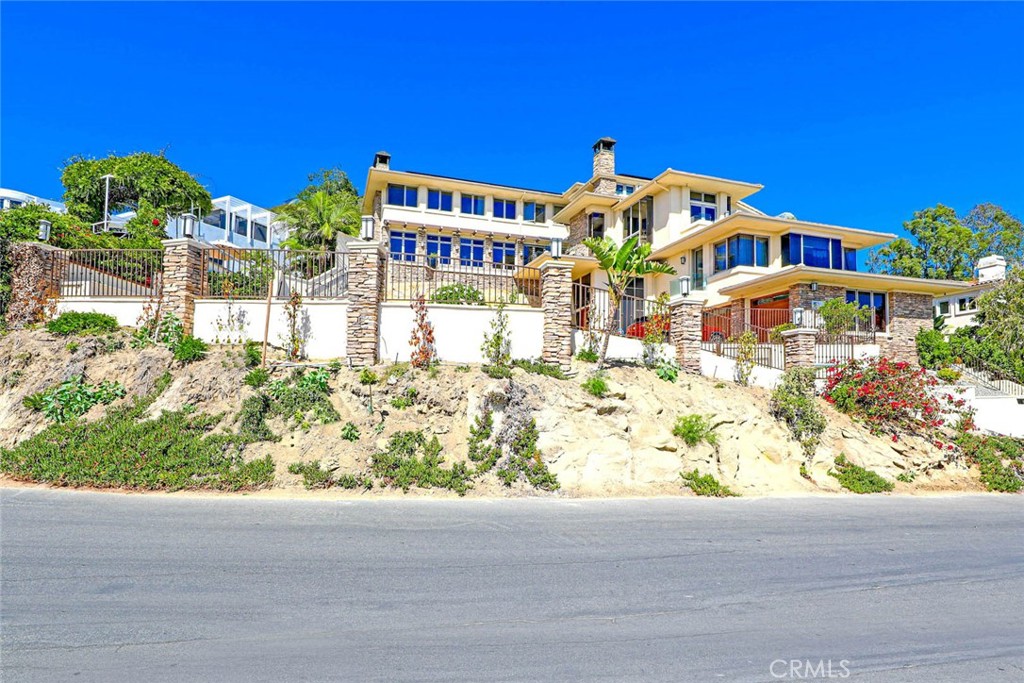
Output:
823 357 972 444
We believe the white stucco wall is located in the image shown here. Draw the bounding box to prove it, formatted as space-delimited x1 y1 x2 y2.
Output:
571 330 673 364
57 298 148 327
379 303 543 364
972 396 1024 438
700 349 783 389
193 299 347 360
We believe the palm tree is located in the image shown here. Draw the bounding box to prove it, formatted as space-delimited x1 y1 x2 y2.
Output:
276 190 360 251
582 236 676 369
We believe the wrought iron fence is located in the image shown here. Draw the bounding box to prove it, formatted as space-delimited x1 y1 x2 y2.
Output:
52 249 164 298
953 352 1024 398
384 253 541 305
201 248 349 299
571 282 670 339
700 309 785 370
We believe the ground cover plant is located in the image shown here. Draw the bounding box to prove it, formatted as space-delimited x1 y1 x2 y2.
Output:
370 430 473 495
23 375 126 424
956 434 1024 493
680 469 738 497
770 368 827 458
672 414 719 448
46 312 119 336
828 455 894 494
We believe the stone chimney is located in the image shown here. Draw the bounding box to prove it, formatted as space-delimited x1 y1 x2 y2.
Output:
592 137 616 176
373 151 391 170
977 255 1007 283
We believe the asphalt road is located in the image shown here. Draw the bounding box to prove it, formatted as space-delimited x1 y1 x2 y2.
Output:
1 489 1022 682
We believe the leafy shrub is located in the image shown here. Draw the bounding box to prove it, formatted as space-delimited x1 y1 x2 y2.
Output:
340 422 360 442
2 390 274 491
236 393 276 442
46 312 119 336
264 369 340 427
655 360 678 383
243 340 262 367
335 473 374 490
680 469 738 497
432 283 485 306
581 372 608 398
734 330 757 386
818 297 870 334
481 302 512 373
482 364 512 379
957 433 1023 493
512 358 567 380
243 368 269 388
288 461 335 489
496 417 559 491
672 414 719 448
173 335 208 363
455 365 471 373
467 410 501 474
359 368 379 386
896 471 917 483
576 348 599 363
383 362 409 380
23 375 126 424
824 357 969 442
769 322 798 343
370 431 473 495
936 367 961 384
828 454 894 493
799 463 811 480
390 387 418 409
66 341 80 354
916 328 953 369
770 368 827 458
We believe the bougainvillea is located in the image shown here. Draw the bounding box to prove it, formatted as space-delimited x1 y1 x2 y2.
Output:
823 356 972 445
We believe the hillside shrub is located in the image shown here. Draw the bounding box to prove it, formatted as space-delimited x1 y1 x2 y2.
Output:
431 283 485 306
828 454 894 493
359 368 379 385
340 422 360 442
734 330 757 386
173 335 208 363
680 469 738 497
408 295 436 369
673 414 719 448
576 348 599 363
512 358 566 380
370 431 473 495
243 368 269 388
769 368 827 458
390 387 418 409
264 369 339 427
481 302 512 377
916 328 953 370
23 375 126 424
823 357 969 442
655 360 679 383
46 312 118 336
288 461 335 489
956 434 1023 493
581 372 608 398
936 367 961 384
243 340 262 367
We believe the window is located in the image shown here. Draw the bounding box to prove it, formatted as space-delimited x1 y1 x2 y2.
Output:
493 241 516 268
553 205 566 217
712 234 769 272
690 191 717 223
937 301 951 316
845 290 887 331
427 189 453 212
389 230 417 262
692 248 705 290
588 213 605 239
461 193 484 216
8 199 23 208
782 233 846 270
234 215 248 236
957 297 977 312
387 184 418 208
460 238 484 267
843 248 857 271
523 243 549 263
623 197 654 242
253 222 268 243
493 198 516 220
524 202 546 223
426 234 452 266
615 184 635 196
202 209 226 230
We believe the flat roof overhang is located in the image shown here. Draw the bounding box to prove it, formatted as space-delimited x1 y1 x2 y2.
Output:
551 192 620 223
717 265 972 299
649 213 896 260
614 169 764 213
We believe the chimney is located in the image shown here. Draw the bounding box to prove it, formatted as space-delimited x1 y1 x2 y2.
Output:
977 255 1007 283
592 137 616 177
373 151 391 170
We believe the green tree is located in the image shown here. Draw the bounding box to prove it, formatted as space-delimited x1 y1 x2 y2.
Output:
582 236 676 369
963 203 1024 267
975 267 1024 359
276 167 361 250
61 152 212 224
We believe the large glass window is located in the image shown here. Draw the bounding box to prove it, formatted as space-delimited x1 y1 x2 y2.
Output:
493 241 516 268
623 197 653 242
202 209 226 230
843 248 857 271
690 191 717 223
252 222 268 243
493 198 516 220
615 184 635 196
524 202 546 223
845 290 887 331
713 234 769 272
389 230 417 262
692 248 705 290
387 184 418 208
782 233 846 270
588 213 605 239
426 234 452 266
234 215 248 236
461 193 485 216
522 242 549 263
460 238 484 266
427 189 453 212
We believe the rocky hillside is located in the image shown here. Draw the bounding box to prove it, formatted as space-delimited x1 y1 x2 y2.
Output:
0 329 982 497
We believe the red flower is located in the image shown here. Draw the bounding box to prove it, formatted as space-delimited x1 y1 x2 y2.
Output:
152 218 160 226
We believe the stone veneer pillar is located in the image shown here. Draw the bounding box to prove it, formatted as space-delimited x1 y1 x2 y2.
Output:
729 298 746 337
669 296 704 374
880 292 934 365
5 242 60 329
782 328 818 370
539 260 574 371
346 240 386 365
160 238 204 335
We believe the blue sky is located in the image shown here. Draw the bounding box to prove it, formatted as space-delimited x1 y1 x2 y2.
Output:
2 2 1022 238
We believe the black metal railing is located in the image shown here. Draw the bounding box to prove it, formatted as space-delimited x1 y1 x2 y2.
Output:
954 352 1024 398
700 309 785 370
384 253 541 306
53 249 164 298
571 282 670 339
201 248 349 299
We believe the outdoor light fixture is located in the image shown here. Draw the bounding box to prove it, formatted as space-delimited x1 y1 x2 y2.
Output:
670 275 691 297
793 307 805 326
360 215 375 241
550 237 563 259
100 173 116 232
810 282 819 292
181 213 196 239
37 219 51 241
679 255 687 265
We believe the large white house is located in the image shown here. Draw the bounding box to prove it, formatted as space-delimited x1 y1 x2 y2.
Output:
0 187 66 213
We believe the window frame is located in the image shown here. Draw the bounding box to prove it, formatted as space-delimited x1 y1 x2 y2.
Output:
492 241 516 269
493 198 516 220
427 189 453 212
711 233 769 273
690 191 717 223
386 183 418 208
460 193 485 216
588 212 605 239
459 237 485 267
523 202 546 223
388 230 418 262
425 234 452 266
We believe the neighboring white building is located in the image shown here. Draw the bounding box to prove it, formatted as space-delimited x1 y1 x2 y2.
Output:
106 195 284 249
933 255 1007 330
0 187 66 213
